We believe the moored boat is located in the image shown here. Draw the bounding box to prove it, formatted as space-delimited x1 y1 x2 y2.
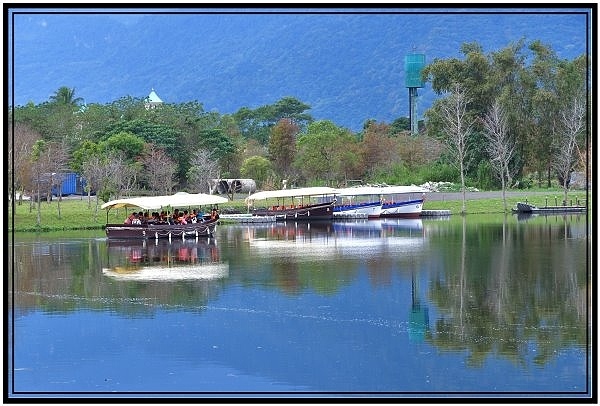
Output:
512 201 587 214
101 192 228 240
379 185 429 218
245 187 337 221
333 186 383 218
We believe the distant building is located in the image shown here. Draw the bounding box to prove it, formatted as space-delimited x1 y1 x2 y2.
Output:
144 88 163 109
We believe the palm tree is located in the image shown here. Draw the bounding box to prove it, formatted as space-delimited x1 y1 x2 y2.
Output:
49 86 84 108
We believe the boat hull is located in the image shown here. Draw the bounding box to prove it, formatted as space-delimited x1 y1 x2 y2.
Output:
380 199 424 218
252 201 335 221
334 201 382 218
105 220 218 240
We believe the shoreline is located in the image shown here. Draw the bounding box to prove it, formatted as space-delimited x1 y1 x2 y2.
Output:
9 190 591 233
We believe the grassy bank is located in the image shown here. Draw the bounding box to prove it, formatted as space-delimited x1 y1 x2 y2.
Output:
7 193 590 233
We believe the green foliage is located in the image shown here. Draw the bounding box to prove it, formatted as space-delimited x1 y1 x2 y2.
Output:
199 128 236 161
389 116 410 135
268 119 299 179
371 162 411 185
11 37 588 196
49 86 84 108
240 156 273 185
420 162 460 183
97 187 114 203
370 161 461 186
475 161 499 190
422 40 587 191
102 131 145 161
31 139 47 161
71 140 102 173
295 120 361 185
106 119 180 155
234 96 313 145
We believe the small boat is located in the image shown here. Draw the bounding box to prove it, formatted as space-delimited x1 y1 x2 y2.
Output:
512 201 587 214
101 192 229 240
379 186 429 218
245 187 337 221
333 186 383 218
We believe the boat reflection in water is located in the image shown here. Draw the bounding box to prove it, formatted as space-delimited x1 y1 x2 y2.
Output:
102 238 228 281
245 218 425 259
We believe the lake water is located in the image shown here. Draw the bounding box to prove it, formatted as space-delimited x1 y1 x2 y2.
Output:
7 214 592 399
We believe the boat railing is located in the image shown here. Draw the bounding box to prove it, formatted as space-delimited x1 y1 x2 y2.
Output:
523 196 587 208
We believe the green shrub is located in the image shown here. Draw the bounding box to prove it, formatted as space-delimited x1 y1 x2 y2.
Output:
419 162 460 183
475 161 500 190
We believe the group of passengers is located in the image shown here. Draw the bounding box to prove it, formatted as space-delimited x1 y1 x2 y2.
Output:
124 207 219 225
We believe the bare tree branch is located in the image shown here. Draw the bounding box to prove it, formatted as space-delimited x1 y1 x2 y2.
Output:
553 97 585 204
439 83 474 214
187 149 221 194
141 144 177 195
482 100 515 212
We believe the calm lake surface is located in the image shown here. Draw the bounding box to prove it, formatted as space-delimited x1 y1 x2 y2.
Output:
7 214 592 399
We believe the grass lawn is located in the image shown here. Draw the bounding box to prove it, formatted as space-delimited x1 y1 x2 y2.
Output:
7 191 590 232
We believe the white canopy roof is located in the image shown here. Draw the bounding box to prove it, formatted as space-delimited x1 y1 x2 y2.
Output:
246 187 338 201
333 186 386 196
379 185 429 194
101 192 228 211
333 185 428 196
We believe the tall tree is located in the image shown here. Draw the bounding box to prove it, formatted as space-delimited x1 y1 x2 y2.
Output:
39 87 85 148
49 86 84 108
240 156 273 188
482 100 515 212
553 97 585 206
44 141 70 219
439 83 474 214
295 120 362 186
187 149 221 194
527 41 562 187
234 96 312 145
361 121 399 178
268 118 299 181
141 144 177 195
30 139 53 224
9 123 40 204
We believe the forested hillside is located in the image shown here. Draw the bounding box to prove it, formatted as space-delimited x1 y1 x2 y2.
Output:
10 9 588 130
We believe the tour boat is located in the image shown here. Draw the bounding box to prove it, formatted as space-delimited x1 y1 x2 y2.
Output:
245 187 337 221
101 192 228 240
333 186 383 218
379 185 429 218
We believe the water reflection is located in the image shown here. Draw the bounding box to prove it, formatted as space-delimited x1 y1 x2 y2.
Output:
8 215 591 396
425 215 588 369
244 219 425 259
103 238 228 281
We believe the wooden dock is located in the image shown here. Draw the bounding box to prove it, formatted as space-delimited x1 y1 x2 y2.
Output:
219 214 276 223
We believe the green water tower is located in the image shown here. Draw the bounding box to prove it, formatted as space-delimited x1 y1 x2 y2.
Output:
405 53 425 135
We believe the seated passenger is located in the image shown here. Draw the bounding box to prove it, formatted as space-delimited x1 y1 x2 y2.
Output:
124 213 135 225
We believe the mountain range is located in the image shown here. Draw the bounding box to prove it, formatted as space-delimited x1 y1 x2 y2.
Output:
9 7 590 131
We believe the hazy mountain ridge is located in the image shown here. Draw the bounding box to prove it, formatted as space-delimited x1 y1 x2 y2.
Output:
11 11 588 130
